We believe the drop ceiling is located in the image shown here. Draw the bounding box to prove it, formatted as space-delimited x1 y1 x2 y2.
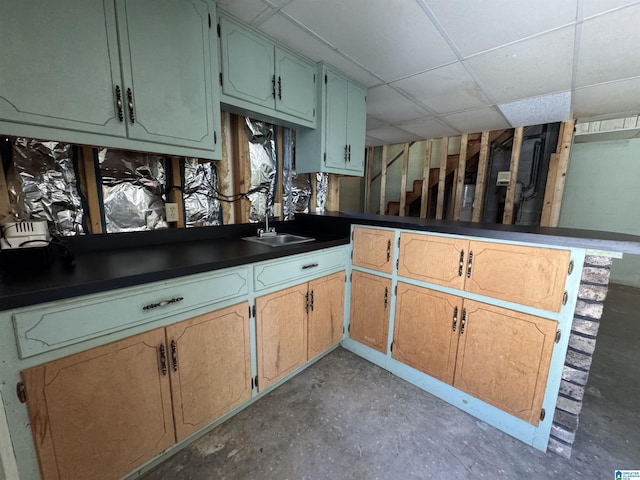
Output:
215 0 640 146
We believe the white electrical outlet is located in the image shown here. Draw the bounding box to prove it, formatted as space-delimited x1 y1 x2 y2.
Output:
273 202 282 217
165 203 180 222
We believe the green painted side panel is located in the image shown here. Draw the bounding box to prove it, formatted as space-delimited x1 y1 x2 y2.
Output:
559 138 640 286
117 0 215 148
325 71 349 170
0 0 125 136
219 15 275 109
345 81 367 174
274 47 316 122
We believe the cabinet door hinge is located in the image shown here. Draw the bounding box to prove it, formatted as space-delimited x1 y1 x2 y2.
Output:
219 72 223 86
351 230 354 241
555 329 561 344
251 377 254 389
313 108 316 118
323 152 326 163
208 14 211 29
397 237 400 248
540 408 546 422
349 272 352 282
390 341 394 353
252 304 256 318
217 23 221 37
17 382 26 403
394 284 397 296
350 250 353 260
324 74 328 84
348 323 351 333
342 326 345 334
344 273 347 283
313 73 316 83
254 376 259 390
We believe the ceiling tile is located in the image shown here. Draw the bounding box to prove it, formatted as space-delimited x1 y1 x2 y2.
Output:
394 117 460 139
441 107 510 133
425 0 577 57
575 5 640 87
366 116 387 130
217 0 272 25
282 0 457 81
366 126 420 144
258 14 380 87
573 77 640 119
465 27 575 103
498 91 572 127
392 62 490 114
580 0 640 19
366 135 386 147
366 85 430 124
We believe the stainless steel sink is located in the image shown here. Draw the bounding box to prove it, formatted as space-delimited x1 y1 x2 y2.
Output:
242 233 315 247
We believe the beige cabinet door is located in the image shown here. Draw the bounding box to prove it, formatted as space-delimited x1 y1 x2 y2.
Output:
465 241 571 312
256 283 308 390
166 303 252 441
352 227 395 274
349 270 391 353
453 300 557 425
392 283 462 384
398 232 468 289
21 329 174 480
308 272 345 359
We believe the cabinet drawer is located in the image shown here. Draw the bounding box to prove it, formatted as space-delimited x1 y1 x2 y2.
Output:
253 247 346 292
13 267 249 358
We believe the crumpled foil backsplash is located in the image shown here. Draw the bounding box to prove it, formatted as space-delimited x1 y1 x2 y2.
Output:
282 128 311 220
183 158 221 227
246 118 276 222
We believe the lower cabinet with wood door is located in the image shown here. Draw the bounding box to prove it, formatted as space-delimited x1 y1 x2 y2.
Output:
20 302 251 480
392 283 558 426
349 270 392 354
256 272 345 390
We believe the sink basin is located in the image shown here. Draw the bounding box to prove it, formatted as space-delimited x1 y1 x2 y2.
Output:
242 233 315 247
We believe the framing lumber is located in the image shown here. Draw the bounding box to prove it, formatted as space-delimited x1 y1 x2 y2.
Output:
420 140 433 218
370 142 415 182
399 143 410 216
326 174 340 211
435 137 449 220
379 145 388 215
540 153 559 226
0 156 11 222
310 174 317 213
364 147 373 214
472 131 491 222
80 146 102 234
453 133 469 220
548 119 575 227
169 157 186 228
275 126 284 220
218 112 235 225
233 115 252 223
502 126 524 224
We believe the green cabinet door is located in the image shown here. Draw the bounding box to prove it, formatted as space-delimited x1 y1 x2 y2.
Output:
117 0 216 150
324 71 349 170
0 0 125 136
275 47 316 122
219 16 274 109
345 82 367 173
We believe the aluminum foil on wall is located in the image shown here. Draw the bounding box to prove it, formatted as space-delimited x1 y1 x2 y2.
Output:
282 128 311 220
98 149 167 233
7 138 85 236
183 158 221 227
316 172 328 213
246 118 276 222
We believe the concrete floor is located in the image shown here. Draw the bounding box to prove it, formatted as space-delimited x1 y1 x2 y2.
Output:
143 284 639 479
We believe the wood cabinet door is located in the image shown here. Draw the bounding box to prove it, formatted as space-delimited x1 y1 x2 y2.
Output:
308 272 345 359
352 227 395 274
349 270 391 353
453 300 557 425
392 283 462 384
20 329 174 480
344 81 367 173
166 302 252 441
116 0 216 149
275 47 316 121
465 241 571 312
219 15 275 108
398 232 468 290
324 70 349 170
256 283 308 390
0 0 126 137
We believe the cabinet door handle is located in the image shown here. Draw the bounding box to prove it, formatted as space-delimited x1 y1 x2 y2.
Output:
158 344 167 375
305 291 310 313
143 296 184 311
127 88 135 124
344 144 348 162
458 249 464 276
272 75 276 98
278 76 282 100
466 251 473 278
301 263 318 270
386 239 391 262
384 287 388 309
452 306 458 332
114 85 123 122
348 144 351 161
310 290 314 311
460 309 467 334
170 339 178 372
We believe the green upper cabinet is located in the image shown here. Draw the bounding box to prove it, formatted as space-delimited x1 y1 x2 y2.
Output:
218 13 317 128
296 65 368 176
0 0 221 160
0 0 125 137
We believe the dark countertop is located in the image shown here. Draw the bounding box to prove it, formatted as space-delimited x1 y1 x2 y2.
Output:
2 212 639 312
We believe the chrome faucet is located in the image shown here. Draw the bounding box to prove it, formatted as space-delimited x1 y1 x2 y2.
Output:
257 186 276 237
